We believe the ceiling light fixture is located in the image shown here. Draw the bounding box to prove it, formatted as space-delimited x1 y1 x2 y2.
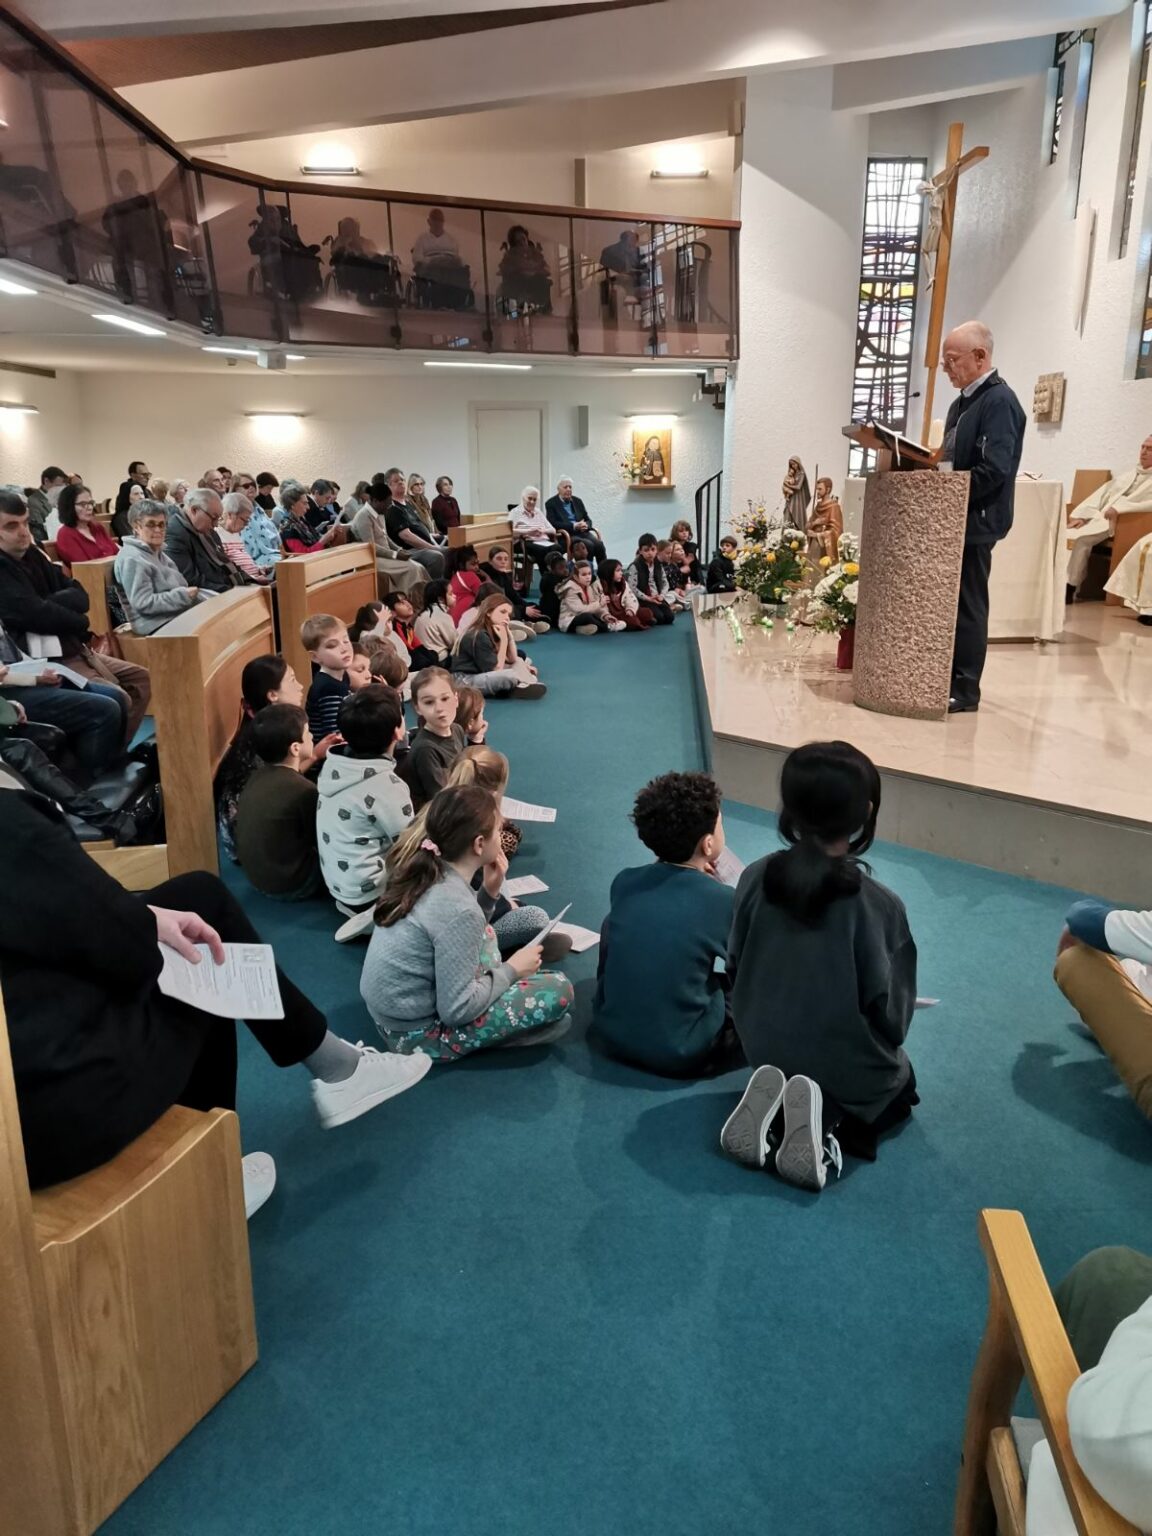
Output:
92 312 167 337
0 277 36 296
423 361 533 371
0 401 38 415
301 143 360 176
203 345 260 358
285 354 307 361
628 367 703 375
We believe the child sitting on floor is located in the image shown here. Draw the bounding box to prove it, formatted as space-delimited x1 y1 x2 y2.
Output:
626 534 678 624
360 784 574 1060
346 641 375 691
383 591 439 671
598 559 654 630
539 551 570 630
413 578 458 662
406 666 465 808
235 703 321 899
706 535 739 593
721 740 918 1194
592 771 741 1077
557 560 625 634
316 684 412 912
303 613 354 738
446 544 483 623
454 684 489 745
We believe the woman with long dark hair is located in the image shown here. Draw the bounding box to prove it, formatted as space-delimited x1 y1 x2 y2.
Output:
722 741 919 1193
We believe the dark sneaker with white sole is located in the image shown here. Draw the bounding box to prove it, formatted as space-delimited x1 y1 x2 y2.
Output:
719 1064 787 1168
775 1075 842 1192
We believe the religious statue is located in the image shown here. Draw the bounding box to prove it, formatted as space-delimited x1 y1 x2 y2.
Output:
781 456 811 533
806 477 844 565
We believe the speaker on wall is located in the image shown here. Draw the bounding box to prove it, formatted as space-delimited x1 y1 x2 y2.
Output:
576 405 590 447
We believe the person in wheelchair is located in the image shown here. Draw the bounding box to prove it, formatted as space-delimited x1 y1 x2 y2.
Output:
248 204 322 304
498 224 552 316
410 206 473 311
325 217 400 306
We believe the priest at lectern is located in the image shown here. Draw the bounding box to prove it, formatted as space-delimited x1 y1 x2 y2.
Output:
939 321 1026 714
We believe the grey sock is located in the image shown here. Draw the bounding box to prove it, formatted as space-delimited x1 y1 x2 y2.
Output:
303 1030 362 1084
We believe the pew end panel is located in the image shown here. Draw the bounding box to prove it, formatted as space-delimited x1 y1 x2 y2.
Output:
1107 510 1152 603
70 555 116 639
276 544 378 685
448 519 514 565
953 1208 1139 1536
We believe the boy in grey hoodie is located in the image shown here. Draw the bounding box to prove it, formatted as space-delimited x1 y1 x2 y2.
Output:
317 685 412 910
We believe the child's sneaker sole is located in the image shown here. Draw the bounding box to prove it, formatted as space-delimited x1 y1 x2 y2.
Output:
776 1075 827 1191
719 1064 787 1168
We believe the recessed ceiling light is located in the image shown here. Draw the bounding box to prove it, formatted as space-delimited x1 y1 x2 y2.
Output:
0 277 36 296
92 312 167 337
285 354 307 361
203 345 260 358
628 367 703 375
423 361 533 371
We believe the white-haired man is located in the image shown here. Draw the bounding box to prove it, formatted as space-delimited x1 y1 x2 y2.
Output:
1066 436 1152 602
165 487 246 593
545 478 606 563
939 320 1027 713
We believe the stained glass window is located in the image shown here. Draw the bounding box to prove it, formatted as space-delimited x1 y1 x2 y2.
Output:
848 157 927 475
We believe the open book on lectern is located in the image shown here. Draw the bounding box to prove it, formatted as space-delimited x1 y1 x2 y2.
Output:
841 419 937 469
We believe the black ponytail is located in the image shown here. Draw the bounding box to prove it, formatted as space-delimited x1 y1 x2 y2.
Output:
760 741 881 925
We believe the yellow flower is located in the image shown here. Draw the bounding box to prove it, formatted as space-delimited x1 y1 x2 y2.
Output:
765 552 776 564
819 556 831 568
790 541 799 550
843 561 860 577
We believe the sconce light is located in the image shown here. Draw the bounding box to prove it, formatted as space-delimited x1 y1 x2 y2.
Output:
300 143 360 176
650 146 708 180
0 401 37 415
625 414 681 426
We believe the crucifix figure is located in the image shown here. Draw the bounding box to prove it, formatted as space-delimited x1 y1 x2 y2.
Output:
918 123 989 444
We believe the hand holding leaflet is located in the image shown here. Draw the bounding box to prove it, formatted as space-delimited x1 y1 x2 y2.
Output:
525 903 572 948
157 942 285 1019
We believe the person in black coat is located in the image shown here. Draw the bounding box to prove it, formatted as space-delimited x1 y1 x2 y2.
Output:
0 791 429 1191
545 478 607 564
164 490 246 594
939 322 1026 713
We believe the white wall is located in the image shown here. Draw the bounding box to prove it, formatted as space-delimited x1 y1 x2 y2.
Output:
930 10 1152 482
724 68 868 516
64 369 723 555
0 370 83 490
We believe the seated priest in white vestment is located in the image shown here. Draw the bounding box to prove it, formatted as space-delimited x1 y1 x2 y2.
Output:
1067 436 1152 599
1105 532 1152 624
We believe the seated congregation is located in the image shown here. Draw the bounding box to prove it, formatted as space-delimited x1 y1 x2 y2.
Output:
4 452 1151 1536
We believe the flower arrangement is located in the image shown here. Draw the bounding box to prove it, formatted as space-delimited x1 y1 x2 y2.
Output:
733 526 810 605
808 531 861 635
612 450 642 483
735 499 772 545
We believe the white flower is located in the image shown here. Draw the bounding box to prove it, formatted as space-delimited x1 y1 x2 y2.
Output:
813 574 837 598
841 580 859 606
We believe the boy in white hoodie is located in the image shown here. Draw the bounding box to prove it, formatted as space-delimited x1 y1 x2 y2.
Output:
317 685 412 911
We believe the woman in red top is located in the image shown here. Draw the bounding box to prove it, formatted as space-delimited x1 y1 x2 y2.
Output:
54 483 119 566
430 475 462 536
280 485 338 556
446 543 482 620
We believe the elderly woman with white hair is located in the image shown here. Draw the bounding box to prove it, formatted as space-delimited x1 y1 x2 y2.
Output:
114 499 208 635
511 485 561 571
218 492 275 583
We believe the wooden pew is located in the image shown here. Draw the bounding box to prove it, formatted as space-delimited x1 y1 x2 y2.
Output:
0 992 256 1536
68 555 116 640
953 1209 1139 1536
449 518 514 564
275 543 377 685
141 585 277 880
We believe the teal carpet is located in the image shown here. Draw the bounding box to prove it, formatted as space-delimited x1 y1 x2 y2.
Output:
103 617 1152 1535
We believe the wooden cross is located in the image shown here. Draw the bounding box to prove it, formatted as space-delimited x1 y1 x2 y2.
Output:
919 123 989 444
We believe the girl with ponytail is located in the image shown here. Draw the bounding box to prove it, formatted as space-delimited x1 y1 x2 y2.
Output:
722 741 919 1193
360 784 574 1059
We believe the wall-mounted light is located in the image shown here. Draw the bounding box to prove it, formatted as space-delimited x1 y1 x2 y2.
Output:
650 146 709 180
0 277 36 296
625 414 680 425
93 312 167 337
244 412 306 421
628 368 702 375
300 143 360 176
0 401 37 415
423 360 533 371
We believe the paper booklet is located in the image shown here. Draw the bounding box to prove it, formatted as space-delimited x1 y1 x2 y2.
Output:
503 874 549 898
2 658 89 689
501 796 557 823
158 942 285 1020
553 921 600 954
713 847 745 888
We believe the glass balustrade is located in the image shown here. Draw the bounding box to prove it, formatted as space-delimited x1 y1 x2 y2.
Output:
0 12 738 360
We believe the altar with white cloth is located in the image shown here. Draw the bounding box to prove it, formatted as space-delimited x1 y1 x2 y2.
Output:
841 475 1066 642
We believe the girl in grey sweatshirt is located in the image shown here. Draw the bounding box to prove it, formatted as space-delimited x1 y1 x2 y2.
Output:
360 784 573 1060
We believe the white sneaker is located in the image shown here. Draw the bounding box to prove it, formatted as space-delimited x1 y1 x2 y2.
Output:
720 1064 787 1168
242 1151 277 1219
774 1076 842 1192
334 907 376 944
608 620 627 633
311 1043 431 1129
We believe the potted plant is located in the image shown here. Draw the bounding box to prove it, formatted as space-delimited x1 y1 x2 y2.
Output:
808 532 861 668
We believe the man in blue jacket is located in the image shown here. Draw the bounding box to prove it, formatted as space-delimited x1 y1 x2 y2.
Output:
545 477 607 564
940 321 1026 712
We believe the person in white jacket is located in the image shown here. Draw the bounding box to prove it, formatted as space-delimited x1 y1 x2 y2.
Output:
1055 897 1152 1120
1066 437 1152 599
557 562 626 635
412 579 457 662
316 685 412 911
1026 1246 1152 1534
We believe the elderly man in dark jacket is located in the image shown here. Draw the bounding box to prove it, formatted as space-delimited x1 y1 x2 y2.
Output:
940 321 1026 713
0 490 150 744
164 487 247 594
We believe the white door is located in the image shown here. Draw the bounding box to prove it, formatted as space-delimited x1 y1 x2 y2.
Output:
473 407 544 517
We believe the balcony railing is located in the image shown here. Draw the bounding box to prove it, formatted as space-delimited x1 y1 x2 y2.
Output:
0 7 739 361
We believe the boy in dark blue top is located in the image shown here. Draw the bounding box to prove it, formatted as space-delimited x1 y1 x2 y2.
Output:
592 771 743 1076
